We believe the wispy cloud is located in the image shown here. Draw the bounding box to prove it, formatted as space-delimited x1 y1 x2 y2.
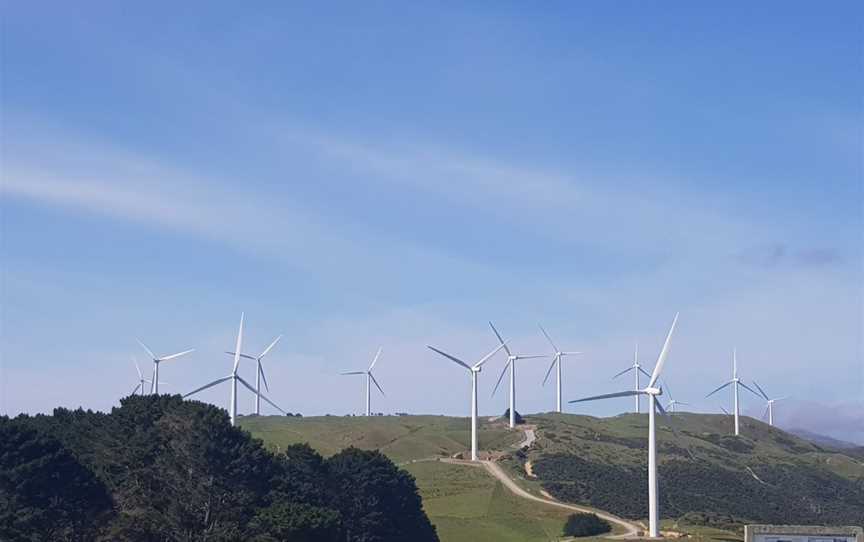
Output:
737 243 844 269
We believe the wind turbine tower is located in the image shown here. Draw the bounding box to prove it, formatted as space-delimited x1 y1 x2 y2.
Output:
341 347 385 416
538 325 583 413
226 334 282 415
612 344 652 413
136 340 194 395
489 322 548 428
706 349 759 436
752 380 787 427
427 341 508 461
570 312 679 538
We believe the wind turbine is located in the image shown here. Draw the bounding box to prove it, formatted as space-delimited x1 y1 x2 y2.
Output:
752 381 787 427
184 313 285 426
427 341 508 461
341 347 385 416
705 349 759 436
131 357 151 396
136 340 194 395
538 325 583 413
489 322 548 429
612 344 652 413
570 312 679 538
226 334 282 415
663 382 690 413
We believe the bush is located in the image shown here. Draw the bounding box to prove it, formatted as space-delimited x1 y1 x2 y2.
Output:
563 512 611 537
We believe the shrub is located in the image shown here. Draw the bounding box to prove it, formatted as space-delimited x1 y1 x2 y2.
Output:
563 512 611 537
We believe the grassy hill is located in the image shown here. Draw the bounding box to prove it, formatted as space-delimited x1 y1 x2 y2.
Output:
520 412 864 529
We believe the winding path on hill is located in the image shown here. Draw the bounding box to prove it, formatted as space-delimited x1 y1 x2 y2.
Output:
439 424 640 539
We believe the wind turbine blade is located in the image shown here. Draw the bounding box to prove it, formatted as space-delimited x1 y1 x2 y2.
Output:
562 351 583 356
719 405 731 416
368 346 382 371
664 382 675 401
488 321 512 357
136 339 157 360
473 341 508 368
232 313 244 374
132 383 141 395
184 375 232 398
541 356 557 386
705 381 733 398
427 346 472 371
259 335 282 359
340 371 366 375
738 381 761 398
774 396 789 402
569 390 642 403
517 354 549 360
752 380 770 401
538 324 559 352
761 405 769 421
134 358 142 379
225 351 257 361
638 367 653 379
648 312 679 388
237 376 285 414
491 360 510 398
677 402 692 406
159 349 195 362
369 372 385 397
259 364 270 392
612 366 635 379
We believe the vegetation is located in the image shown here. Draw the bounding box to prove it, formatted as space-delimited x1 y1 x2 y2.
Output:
562 512 611 537
526 412 864 527
0 395 438 541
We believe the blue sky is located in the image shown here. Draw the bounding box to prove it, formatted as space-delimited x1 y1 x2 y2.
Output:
2 2 862 442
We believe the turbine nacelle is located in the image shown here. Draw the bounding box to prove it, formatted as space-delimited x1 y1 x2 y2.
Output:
644 386 662 396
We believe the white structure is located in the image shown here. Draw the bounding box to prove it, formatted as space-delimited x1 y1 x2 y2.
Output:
226 334 282 415
570 312 679 538
752 381 787 427
185 313 284 426
538 325 583 413
745 524 862 542
341 347 385 416
489 322 547 428
136 339 194 395
612 344 652 413
706 349 759 436
663 383 690 413
427 341 508 461
131 357 153 396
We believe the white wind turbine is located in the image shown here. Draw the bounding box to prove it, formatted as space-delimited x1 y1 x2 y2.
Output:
489 322 548 429
705 349 759 436
611 344 652 413
225 334 282 415
184 313 285 426
136 340 194 395
752 381 787 427
570 312 679 538
131 358 150 396
427 341 508 461
663 382 690 413
341 347 385 416
538 325 583 413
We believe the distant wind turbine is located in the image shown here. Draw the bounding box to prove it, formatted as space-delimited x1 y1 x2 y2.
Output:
752 380 787 427
136 340 194 395
489 322 548 429
705 349 760 436
341 347 385 416
131 357 151 396
538 325 583 413
570 312 679 538
185 313 284 426
226 334 282 415
612 344 652 413
663 382 690 413
427 341 508 461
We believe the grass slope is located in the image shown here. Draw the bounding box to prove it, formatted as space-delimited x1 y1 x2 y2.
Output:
524 412 864 528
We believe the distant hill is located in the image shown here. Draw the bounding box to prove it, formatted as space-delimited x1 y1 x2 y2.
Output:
788 427 862 450
520 412 864 529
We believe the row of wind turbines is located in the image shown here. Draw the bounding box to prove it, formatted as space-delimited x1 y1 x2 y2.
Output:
130 312 787 539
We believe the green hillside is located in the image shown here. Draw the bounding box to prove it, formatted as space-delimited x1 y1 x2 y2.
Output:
239 414 522 463
522 412 864 528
